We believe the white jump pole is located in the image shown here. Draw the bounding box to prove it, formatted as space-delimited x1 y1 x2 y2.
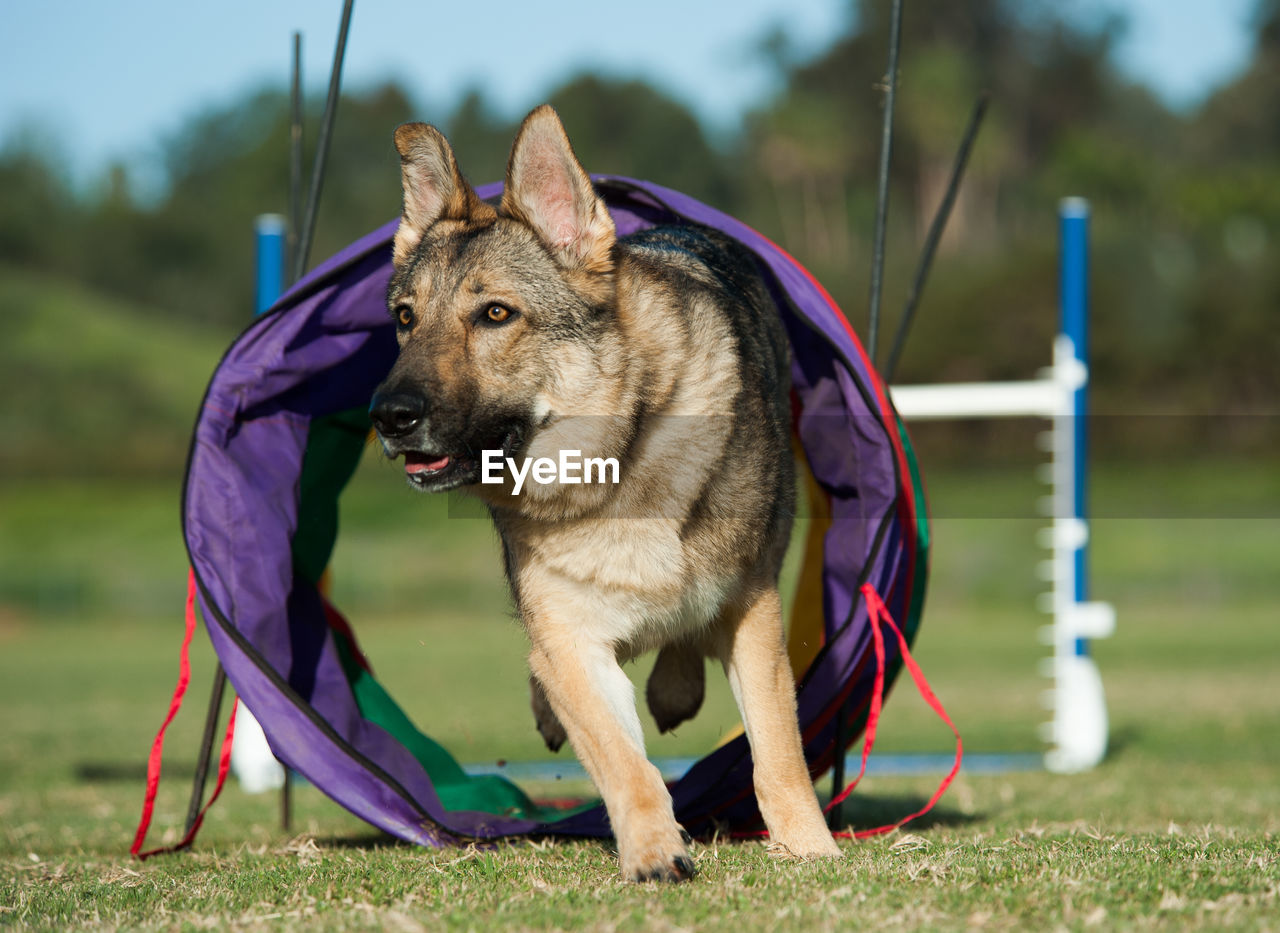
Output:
889 197 1114 772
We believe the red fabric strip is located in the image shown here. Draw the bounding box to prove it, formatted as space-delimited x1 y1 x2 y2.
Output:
823 584 887 816
321 596 373 674
831 583 963 840
130 569 199 857
134 699 238 860
131 569 240 860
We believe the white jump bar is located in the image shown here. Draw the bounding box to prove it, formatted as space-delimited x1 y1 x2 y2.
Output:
889 379 1063 421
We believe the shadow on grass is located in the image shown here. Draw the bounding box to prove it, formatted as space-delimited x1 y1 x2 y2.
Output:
306 830 611 855
828 794 982 834
278 804 979 857
74 759 979 851
1104 725 1140 760
307 831 415 851
76 761 195 782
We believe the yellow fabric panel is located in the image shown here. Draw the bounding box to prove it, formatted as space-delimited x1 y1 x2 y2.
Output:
787 451 830 680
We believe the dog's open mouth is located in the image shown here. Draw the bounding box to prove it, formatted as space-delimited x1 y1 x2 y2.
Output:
404 451 450 475
384 421 524 493
402 451 461 489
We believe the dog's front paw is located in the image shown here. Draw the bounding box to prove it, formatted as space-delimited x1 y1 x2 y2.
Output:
623 850 697 883
619 825 697 883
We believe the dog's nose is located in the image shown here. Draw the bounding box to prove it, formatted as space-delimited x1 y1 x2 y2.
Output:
369 391 427 438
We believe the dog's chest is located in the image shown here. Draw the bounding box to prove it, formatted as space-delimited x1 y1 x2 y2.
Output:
515 519 735 650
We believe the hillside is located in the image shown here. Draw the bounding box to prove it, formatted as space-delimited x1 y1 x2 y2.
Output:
0 267 234 477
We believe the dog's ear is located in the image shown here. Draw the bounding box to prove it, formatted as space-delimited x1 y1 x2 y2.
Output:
502 105 615 274
392 122 491 266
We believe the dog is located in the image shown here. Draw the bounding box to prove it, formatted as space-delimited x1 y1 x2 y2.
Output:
369 105 841 881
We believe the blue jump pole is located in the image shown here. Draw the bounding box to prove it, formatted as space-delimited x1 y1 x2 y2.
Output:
1058 197 1090 656
254 214 288 316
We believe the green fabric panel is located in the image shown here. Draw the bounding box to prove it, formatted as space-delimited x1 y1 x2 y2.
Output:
331 635 580 821
294 408 370 585
896 413 931 644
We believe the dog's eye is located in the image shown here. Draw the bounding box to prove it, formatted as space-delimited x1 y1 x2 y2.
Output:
485 305 514 325
395 305 414 329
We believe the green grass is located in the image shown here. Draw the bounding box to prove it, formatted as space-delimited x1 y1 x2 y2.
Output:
2 454 1278 930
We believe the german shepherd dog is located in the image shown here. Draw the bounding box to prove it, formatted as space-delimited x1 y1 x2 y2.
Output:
369 105 841 881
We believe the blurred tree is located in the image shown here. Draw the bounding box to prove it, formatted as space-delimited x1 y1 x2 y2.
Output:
1192 0 1280 162
62 85 413 324
546 74 734 208
1 0 1275 464
0 135 76 270
443 88 518 186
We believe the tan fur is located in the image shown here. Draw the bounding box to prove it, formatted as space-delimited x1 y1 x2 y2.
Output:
375 105 841 881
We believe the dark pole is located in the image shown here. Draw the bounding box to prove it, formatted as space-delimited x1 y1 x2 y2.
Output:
884 93 989 383
279 29 306 835
287 31 304 285
184 666 226 836
866 0 904 365
291 0 355 284
831 0 905 830
826 714 849 833
283 0 356 828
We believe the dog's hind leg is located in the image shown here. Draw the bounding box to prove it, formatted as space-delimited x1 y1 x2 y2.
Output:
646 643 705 733
529 675 567 752
715 585 841 859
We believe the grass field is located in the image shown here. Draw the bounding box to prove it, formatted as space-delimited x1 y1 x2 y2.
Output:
2 452 1278 930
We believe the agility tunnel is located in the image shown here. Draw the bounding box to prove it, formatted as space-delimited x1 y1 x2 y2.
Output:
163 178 941 848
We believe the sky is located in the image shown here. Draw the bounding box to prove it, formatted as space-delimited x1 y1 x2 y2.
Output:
0 0 1261 193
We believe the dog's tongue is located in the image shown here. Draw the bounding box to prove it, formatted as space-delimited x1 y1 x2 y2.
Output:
404 452 450 475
